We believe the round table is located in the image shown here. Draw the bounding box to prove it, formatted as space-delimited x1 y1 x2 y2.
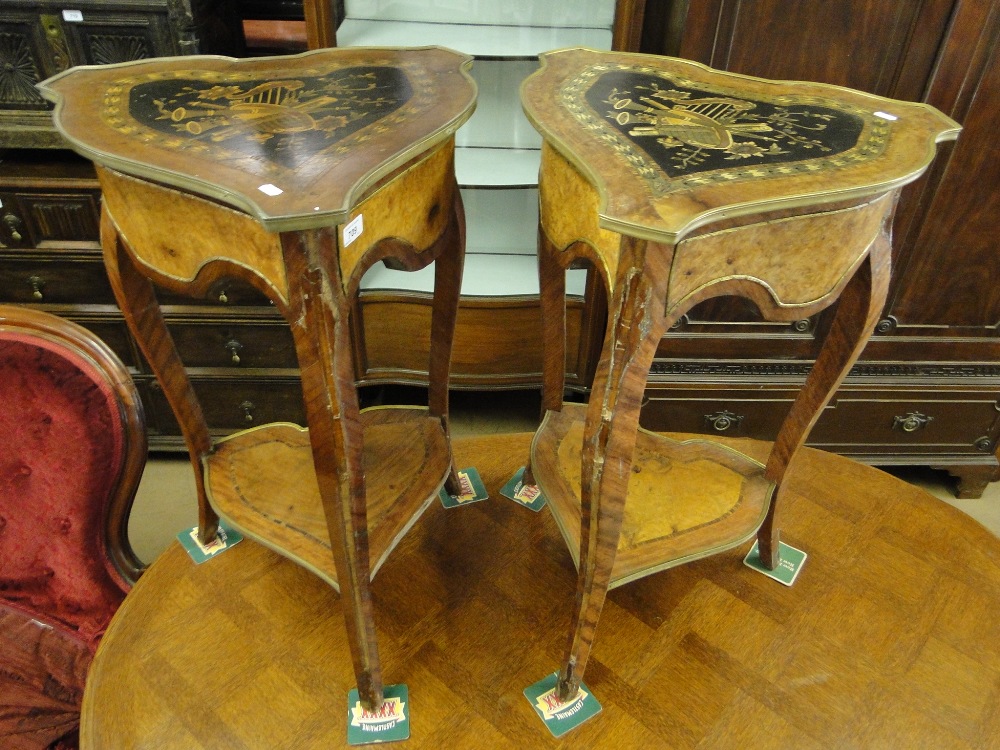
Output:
82 432 1000 749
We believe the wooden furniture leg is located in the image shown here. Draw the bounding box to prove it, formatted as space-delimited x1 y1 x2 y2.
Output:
558 237 672 701
100 206 220 545
428 186 466 495
758 237 892 569
524 225 567 486
282 227 382 709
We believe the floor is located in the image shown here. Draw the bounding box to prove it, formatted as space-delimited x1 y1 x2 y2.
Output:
128 389 1000 566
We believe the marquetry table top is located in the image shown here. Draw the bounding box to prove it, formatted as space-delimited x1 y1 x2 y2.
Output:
521 47 960 242
38 47 476 231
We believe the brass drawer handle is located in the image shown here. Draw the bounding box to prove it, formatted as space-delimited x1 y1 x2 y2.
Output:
705 409 744 432
28 275 45 301
240 400 255 423
892 411 933 433
4 214 23 243
218 290 229 304
225 339 243 365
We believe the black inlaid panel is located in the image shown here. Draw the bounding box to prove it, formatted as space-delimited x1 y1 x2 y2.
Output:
126 67 412 168
585 71 864 178
560 63 889 195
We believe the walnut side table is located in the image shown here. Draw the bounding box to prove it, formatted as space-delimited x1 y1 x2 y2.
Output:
39 47 476 709
520 47 959 701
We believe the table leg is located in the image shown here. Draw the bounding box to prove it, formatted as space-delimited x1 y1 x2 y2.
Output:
428 186 466 495
558 237 672 701
282 228 383 709
100 206 220 546
759 237 892 569
524 224 567 486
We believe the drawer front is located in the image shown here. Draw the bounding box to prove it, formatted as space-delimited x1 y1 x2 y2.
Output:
0 252 116 304
641 386 797 438
64 315 138 369
147 378 306 435
5 189 102 245
165 319 298 370
810 392 999 455
641 385 1000 456
156 279 274 307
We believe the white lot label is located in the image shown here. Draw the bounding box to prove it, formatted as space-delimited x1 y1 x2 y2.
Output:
343 214 363 247
62 9 84 21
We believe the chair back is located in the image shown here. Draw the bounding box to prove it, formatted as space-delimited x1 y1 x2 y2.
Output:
0 306 146 641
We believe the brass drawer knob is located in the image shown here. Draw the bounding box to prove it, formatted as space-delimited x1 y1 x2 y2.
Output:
704 409 744 432
240 400 255 423
224 339 243 365
28 275 45 300
892 411 933 433
4 214 23 243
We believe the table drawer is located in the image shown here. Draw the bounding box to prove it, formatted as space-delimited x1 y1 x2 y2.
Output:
640 384 1000 456
0 252 116 304
147 377 306 435
164 319 297 369
156 278 273 307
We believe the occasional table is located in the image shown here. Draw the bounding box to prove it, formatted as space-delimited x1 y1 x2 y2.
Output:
39 47 477 709
519 47 960 701
81 432 1000 748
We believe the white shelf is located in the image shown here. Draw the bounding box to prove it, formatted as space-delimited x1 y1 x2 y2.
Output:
343 1 615 29
457 59 542 150
456 147 539 187
337 19 612 58
361 254 588 297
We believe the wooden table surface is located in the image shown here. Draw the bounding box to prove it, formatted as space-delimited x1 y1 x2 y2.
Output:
82 432 1000 749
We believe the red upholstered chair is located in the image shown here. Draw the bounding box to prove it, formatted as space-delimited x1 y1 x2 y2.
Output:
0 306 147 750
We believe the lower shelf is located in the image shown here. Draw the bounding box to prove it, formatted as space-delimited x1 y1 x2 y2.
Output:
203 405 451 591
531 402 775 588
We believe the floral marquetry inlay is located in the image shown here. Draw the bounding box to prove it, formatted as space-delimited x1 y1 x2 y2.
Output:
39 47 476 229
100 62 429 173
567 64 890 195
522 48 959 241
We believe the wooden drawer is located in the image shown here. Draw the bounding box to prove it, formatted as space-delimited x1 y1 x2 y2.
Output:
61 313 137 369
811 389 999 456
0 250 116 304
164 316 297 370
640 383 1000 457
0 188 101 246
146 376 306 436
156 278 274 307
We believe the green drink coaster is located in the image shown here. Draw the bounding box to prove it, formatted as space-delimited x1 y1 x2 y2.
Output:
500 467 547 512
177 521 243 564
524 672 602 737
347 683 409 744
438 467 489 508
743 540 807 586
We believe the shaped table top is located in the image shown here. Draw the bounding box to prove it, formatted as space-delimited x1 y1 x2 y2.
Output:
521 47 960 243
39 47 476 232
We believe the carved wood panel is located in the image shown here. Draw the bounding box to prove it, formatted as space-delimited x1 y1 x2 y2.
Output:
0 15 51 111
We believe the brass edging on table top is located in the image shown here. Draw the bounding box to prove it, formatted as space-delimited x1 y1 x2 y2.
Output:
523 47 961 245
38 47 477 234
